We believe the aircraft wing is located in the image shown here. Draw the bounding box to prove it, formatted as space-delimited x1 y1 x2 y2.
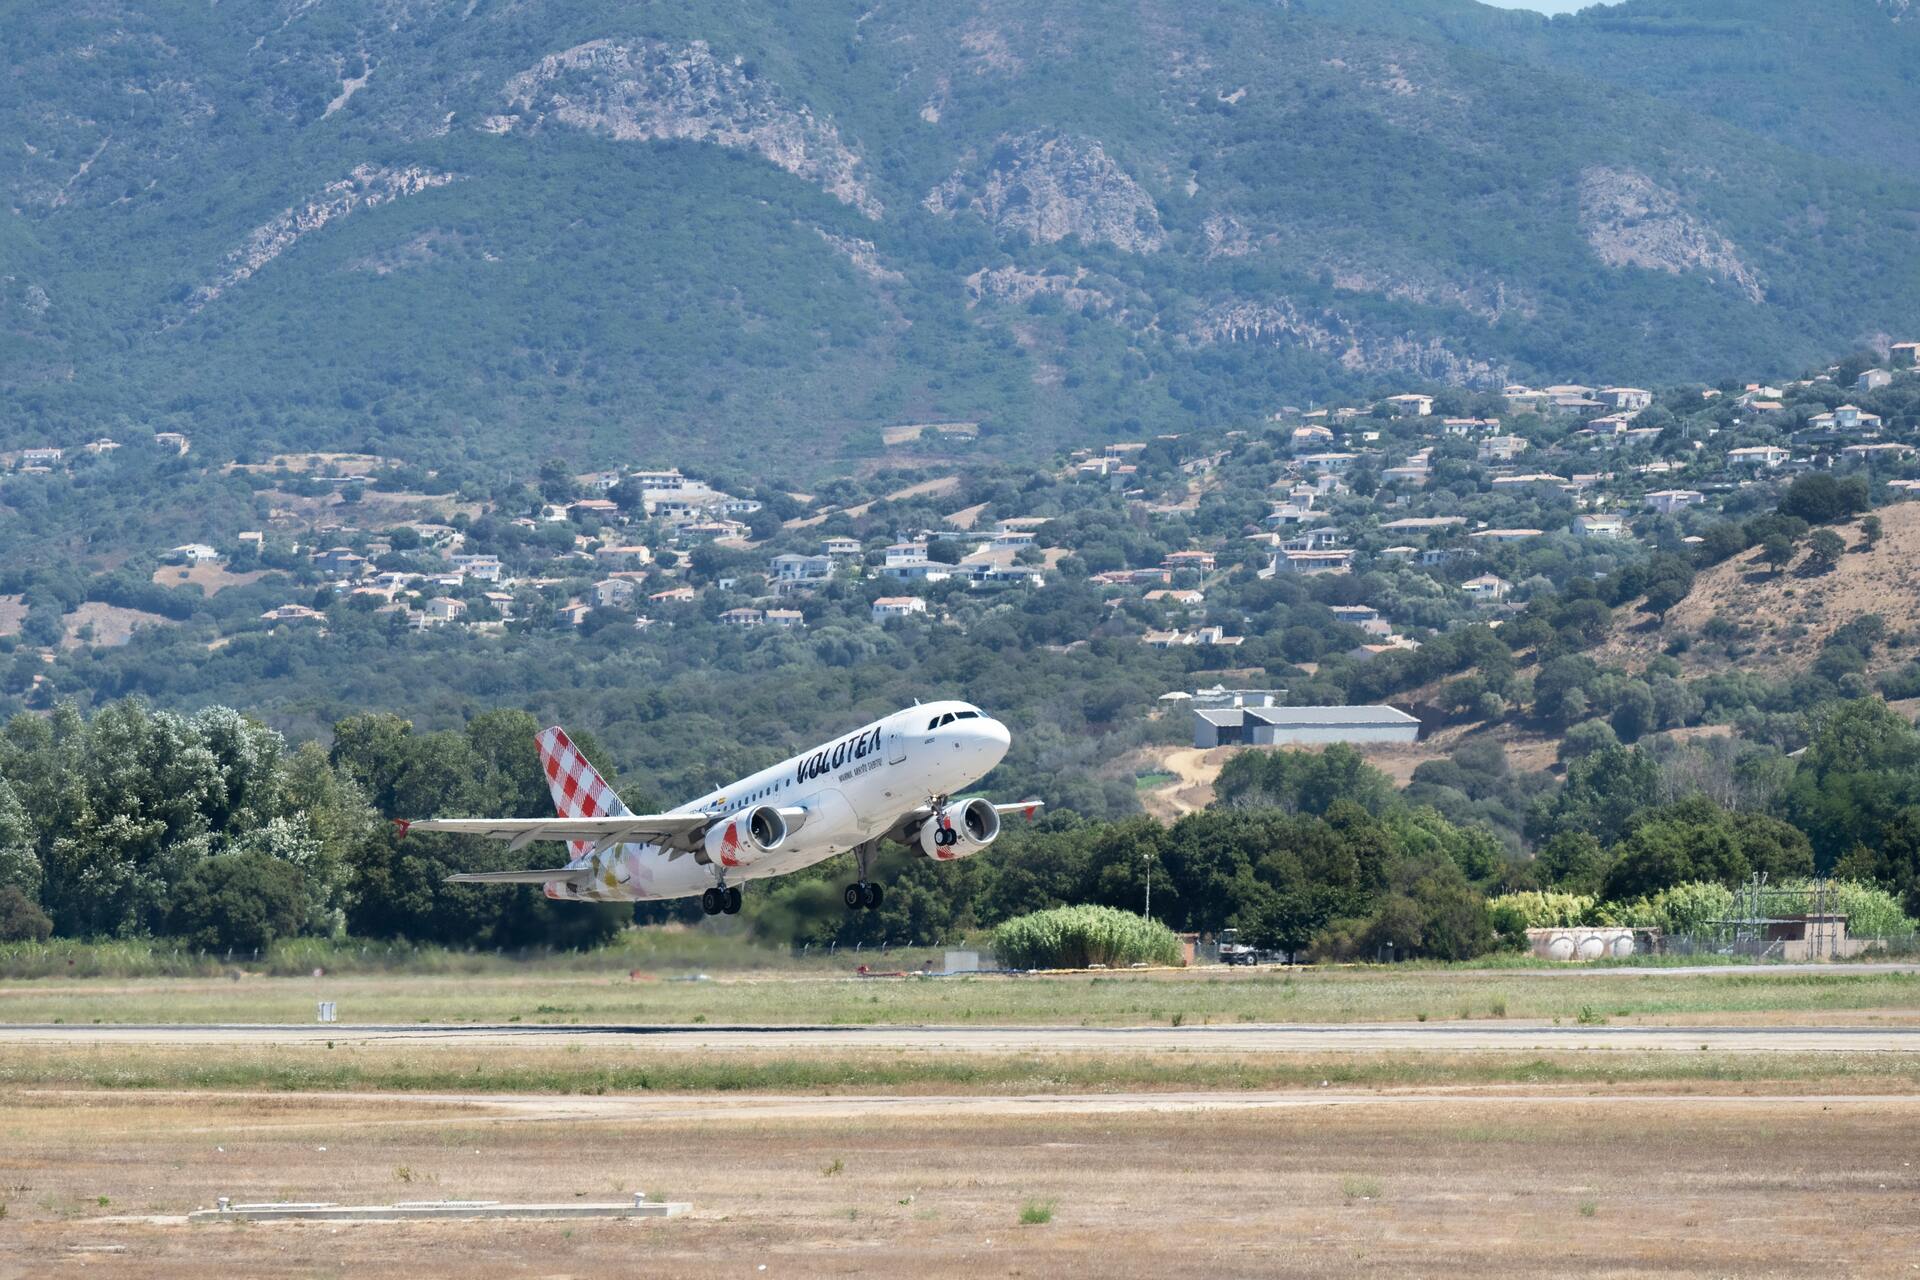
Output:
397 813 711 854
445 866 592 886
882 798 1044 844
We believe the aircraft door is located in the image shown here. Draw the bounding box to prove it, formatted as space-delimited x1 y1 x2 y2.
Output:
887 723 907 765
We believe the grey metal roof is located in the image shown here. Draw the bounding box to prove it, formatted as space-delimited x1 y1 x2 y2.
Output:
1194 708 1245 727
1243 705 1418 728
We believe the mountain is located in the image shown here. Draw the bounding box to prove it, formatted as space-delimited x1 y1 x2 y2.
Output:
6 0 1920 478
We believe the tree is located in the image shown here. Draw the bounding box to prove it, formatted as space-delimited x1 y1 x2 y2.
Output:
1779 473 1869 525
1861 515 1883 547
0 885 52 942
1761 534 1795 575
1806 528 1846 572
166 852 310 953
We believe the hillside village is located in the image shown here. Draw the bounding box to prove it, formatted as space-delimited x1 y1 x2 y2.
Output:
7 342 1920 780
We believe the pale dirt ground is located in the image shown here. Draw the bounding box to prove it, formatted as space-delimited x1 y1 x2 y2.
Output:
882 423 978 446
1129 740 1462 820
3 1089 1916 1278
0 594 25 638
149 562 269 595
58 602 176 651
1602 503 1920 678
785 476 961 529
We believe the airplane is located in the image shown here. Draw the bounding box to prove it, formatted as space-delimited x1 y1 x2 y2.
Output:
396 700 1040 917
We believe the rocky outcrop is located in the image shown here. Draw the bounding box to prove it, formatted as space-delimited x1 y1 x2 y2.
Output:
925 132 1164 254
1191 298 1507 387
1578 167 1764 303
817 230 904 284
189 164 456 313
501 39 880 218
965 266 1114 313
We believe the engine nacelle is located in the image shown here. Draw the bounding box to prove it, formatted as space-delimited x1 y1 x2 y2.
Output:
919 797 1001 861
704 804 788 868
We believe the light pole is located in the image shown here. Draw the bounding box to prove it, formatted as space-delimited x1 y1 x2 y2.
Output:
1143 853 1152 922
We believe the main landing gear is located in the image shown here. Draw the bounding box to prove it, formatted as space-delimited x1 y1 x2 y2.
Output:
844 840 884 911
701 884 743 916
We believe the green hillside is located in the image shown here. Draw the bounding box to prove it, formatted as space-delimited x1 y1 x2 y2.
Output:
6 0 1920 477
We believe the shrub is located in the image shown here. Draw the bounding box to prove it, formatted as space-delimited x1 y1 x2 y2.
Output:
0 887 52 943
1487 891 1597 929
991 905 1183 969
166 852 310 953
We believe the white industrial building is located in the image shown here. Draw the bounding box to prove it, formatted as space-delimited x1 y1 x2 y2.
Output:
1193 704 1420 749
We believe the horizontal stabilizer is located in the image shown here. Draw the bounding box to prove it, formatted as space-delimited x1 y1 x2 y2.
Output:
401 813 711 850
445 867 589 886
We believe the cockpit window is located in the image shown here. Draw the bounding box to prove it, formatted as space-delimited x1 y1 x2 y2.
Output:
954 710 979 720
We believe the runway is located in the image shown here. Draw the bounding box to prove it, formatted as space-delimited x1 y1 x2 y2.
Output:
7 1021 1919 1053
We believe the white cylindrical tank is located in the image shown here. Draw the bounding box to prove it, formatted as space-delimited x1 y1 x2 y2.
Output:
1575 934 1606 960
1609 934 1634 959
1546 933 1576 961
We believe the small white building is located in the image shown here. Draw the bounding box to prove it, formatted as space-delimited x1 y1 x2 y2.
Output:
871 596 927 622
1726 445 1790 468
1461 574 1511 604
1645 489 1705 514
1574 514 1628 540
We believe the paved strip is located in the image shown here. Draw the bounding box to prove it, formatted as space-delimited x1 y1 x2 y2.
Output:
5 1022 1920 1053
19 1087 1920 1126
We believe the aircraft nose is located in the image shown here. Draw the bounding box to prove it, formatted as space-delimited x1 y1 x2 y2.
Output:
976 716 1011 765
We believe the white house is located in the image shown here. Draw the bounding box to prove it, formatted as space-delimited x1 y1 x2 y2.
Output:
1478 435 1529 463
592 578 637 609
1645 489 1705 514
1599 387 1654 412
871 596 927 622
1574 514 1628 540
1461 574 1511 604
1726 446 1790 468
1384 393 1435 418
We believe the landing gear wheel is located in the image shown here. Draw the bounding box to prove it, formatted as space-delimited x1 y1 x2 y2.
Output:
723 885 743 915
936 826 957 847
862 882 883 910
700 887 724 916
844 884 865 910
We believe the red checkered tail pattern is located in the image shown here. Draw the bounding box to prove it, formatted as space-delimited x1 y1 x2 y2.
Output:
535 726 632 864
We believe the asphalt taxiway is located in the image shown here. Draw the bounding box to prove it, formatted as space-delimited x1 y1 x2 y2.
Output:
5 1021 1916 1053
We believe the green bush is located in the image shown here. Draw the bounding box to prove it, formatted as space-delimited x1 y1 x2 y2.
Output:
991 905 1183 970
1487 891 1597 929
165 852 310 954
0 886 52 943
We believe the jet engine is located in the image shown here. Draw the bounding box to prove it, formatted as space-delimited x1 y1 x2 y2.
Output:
704 805 788 868
919 797 1001 861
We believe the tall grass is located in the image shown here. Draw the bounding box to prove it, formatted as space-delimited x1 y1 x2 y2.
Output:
992 905 1183 970
0 928 938 981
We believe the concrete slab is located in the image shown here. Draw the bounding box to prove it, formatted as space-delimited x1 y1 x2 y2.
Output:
186 1197 688 1223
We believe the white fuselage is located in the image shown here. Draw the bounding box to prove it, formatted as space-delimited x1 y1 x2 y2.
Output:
547 701 1010 902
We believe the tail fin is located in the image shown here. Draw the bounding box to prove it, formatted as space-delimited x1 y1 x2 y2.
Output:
535 726 631 863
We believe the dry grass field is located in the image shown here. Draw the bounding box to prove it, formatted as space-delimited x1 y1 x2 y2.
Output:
4 963 1914 1029
5 963 1918 1275
2 1083 1916 1277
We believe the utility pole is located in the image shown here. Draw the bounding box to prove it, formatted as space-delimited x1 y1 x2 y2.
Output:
1143 852 1152 922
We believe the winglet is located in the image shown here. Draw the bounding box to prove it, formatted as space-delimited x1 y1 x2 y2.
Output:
392 818 411 840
